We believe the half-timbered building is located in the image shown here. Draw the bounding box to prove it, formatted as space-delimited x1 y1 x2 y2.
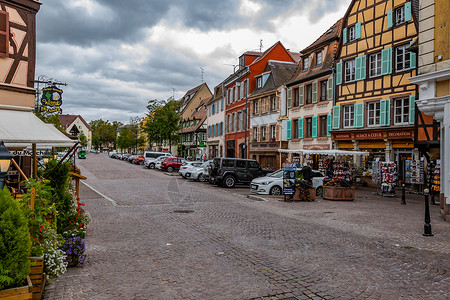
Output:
332 0 419 178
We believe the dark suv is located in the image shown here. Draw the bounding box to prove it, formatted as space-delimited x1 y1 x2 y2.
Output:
210 158 272 188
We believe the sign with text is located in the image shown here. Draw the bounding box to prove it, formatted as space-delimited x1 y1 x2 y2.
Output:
40 86 63 113
282 163 300 195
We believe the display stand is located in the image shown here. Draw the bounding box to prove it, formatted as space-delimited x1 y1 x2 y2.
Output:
371 161 382 195
430 160 440 205
380 162 397 197
404 160 424 184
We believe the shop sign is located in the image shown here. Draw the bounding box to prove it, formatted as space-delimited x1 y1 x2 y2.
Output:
354 132 384 139
387 130 413 138
333 133 352 140
12 150 47 156
303 144 331 150
40 86 63 113
282 163 300 195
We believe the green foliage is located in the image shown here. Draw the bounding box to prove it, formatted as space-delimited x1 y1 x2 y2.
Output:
143 100 181 147
0 188 31 290
78 131 88 148
35 110 64 131
89 119 122 149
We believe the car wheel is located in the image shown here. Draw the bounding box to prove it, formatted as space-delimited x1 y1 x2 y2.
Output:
270 185 282 195
316 186 323 197
198 174 206 182
149 163 155 169
167 166 174 173
223 175 236 188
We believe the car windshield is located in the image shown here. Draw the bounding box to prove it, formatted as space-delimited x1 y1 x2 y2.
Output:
268 170 283 178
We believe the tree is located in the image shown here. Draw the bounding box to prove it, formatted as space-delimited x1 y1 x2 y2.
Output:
78 131 88 149
89 119 122 149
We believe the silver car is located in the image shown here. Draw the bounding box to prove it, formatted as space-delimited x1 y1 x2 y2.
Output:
179 161 203 178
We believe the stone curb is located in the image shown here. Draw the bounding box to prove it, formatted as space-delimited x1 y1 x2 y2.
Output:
247 195 268 201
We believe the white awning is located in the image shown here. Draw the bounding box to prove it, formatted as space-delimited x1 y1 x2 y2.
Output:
278 149 369 157
0 105 76 148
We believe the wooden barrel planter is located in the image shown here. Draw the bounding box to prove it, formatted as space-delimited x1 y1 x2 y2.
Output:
293 187 316 201
29 256 45 300
0 276 32 300
323 186 355 201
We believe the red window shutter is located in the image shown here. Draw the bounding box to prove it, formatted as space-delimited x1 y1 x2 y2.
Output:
0 10 9 57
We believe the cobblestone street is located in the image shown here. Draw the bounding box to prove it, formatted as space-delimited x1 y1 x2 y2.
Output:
43 154 450 300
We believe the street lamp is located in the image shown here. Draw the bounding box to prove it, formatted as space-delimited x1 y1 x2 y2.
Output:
423 188 433 236
235 79 248 159
0 141 13 190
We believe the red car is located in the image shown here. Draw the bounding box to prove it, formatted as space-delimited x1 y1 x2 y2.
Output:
133 155 145 165
161 157 187 172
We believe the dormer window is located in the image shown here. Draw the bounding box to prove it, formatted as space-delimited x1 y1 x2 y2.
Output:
257 77 262 88
316 51 322 67
303 57 309 72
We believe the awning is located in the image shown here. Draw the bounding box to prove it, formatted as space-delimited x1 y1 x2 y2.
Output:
278 149 369 156
0 105 77 148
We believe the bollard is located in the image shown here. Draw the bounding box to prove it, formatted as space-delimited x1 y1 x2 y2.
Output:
423 188 433 237
401 184 406 205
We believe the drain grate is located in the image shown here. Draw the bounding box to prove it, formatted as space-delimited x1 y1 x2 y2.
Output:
173 210 194 214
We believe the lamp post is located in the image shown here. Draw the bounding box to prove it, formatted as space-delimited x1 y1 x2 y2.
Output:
235 78 248 159
423 188 433 236
0 141 13 190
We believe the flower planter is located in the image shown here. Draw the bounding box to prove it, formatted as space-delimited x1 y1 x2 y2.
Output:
0 276 32 300
293 187 316 201
29 256 45 300
323 186 355 201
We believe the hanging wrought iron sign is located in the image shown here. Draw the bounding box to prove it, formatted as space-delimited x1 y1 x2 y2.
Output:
40 86 63 113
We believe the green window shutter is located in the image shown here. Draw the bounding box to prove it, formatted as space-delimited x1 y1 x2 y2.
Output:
299 85 305 106
381 48 392 75
312 116 318 138
387 10 393 28
312 81 318 103
327 113 332 137
380 99 391 126
343 28 347 44
354 102 364 128
287 120 292 140
287 88 292 108
327 76 333 100
410 52 416 69
332 105 341 129
298 118 304 139
405 2 412 22
409 95 415 125
360 55 366 80
355 56 362 80
336 62 343 85
355 22 361 39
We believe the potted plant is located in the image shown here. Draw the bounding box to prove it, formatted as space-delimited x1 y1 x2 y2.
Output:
262 136 266 141
0 188 33 299
322 180 355 201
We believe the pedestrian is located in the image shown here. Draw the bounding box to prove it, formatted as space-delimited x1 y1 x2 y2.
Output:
301 163 313 186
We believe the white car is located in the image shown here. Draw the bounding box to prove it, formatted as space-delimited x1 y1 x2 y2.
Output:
189 161 212 181
179 161 203 178
144 153 172 169
152 156 168 170
250 169 325 196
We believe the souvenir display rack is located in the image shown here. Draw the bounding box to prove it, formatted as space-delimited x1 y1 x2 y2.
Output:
381 162 397 196
372 161 382 184
432 160 440 193
404 160 424 184
318 159 333 177
331 160 352 182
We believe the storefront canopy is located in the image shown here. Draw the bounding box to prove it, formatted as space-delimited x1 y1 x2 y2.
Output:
0 105 76 148
278 149 369 156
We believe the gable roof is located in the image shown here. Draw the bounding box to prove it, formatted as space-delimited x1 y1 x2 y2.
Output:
248 41 295 67
301 18 343 55
180 96 211 133
58 114 91 131
250 61 297 98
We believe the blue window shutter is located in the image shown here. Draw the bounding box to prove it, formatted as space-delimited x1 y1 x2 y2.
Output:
298 118 304 139
355 22 361 39
380 99 391 126
410 52 416 69
287 120 292 140
327 113 332 137
221 99 224 110
405 2 412 22
381 48 392 75
387 10 393 28
343 28 347 44
354 102 364 128
312 116 318 138
409 95 415 125
208 126 210 137
360 55 366 80
336 62 343 85
332 106 341 129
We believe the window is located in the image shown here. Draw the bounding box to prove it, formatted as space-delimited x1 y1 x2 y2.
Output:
253 127 258 141
306 84 312 104
293 119 298 139
395 6 405 25
316 51 322 66
261 126 267 140
345 59 355 82
369 52 382 77
319 116 328 137
236 160 246 168
253 100 259 115
257 77 262 88
270 125 276 140
303 57 309 72
0 11 9 57
343 105 354 128
293 87 299 106
394 98 409 124
320 80 327 101
395 45 410 72
368 102 380 126
305 117 312 138
271 97 277 111
222 159 234 167
348 25 356 42
248 161 259 169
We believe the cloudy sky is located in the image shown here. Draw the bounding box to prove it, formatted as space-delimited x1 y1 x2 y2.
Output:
35 0 351 124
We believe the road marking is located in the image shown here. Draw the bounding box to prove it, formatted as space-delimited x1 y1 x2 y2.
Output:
81 181 118 206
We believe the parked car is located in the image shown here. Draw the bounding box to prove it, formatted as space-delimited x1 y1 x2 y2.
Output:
144 152 173 169
108 151 117 158
209 158 273 188
121 154 131 161
189 161 212 182
154 156 168 170
179 161 203 178
77 150 86 159
250 169 325 196
133 155 145 164
161 157 187 172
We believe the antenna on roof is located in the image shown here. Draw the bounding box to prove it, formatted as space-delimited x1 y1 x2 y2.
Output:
259 39 263 52
171 88 176 101
200 67 204 83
